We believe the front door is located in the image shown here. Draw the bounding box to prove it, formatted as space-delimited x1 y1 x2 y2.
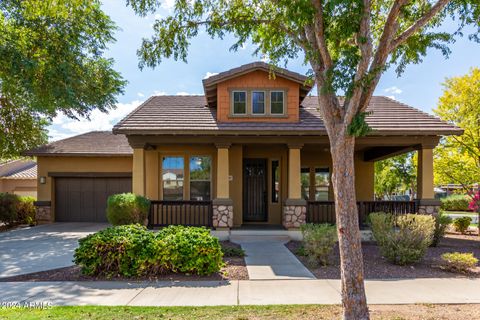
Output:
243 158 268 222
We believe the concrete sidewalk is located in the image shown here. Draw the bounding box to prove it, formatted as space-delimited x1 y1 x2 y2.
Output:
1 278 479 306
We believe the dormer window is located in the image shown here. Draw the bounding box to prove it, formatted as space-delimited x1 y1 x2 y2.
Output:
252 91 265 114
233 91 247 114
270 91 284 114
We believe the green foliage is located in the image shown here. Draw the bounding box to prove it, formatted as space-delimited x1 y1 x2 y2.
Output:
106 193 150 226
374 152 417 200
347 112 372 137
74 225 223 277
221 244 246 258
0 0 126 157
434 68 480 186
453 216 472 234
300 223 338 266
440 195 471 211
431 212 452 247
16 196 36 225
370 212 435 265
441 252 478 273
0 193 18 225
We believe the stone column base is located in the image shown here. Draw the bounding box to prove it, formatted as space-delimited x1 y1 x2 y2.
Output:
212 199 233 229
416 199 441 216
283 199 307 229
34 201 53 224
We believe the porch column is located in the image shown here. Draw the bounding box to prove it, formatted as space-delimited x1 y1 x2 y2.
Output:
416 146 440 215
132 148 145 196
283 144 307 229
212 143 233 229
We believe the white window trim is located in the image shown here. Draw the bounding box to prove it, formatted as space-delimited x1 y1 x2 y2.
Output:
232 90 247 115
270 90 285 115
251 90 266 115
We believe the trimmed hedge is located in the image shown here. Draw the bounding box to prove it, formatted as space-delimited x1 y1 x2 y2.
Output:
106 193 150 226
0 193 36 225
440 195 470 211
73 225 223 277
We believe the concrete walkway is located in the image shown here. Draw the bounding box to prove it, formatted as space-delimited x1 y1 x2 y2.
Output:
1 278 479 306
231 236 315 280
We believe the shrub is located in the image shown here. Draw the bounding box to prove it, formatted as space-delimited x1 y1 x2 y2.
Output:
431 213 452 247
73 224 158 277
441 252 478 273
453 217 472 234
0 193 19 225
440 195 470 211
300 223 337 266
106 193 150 226
16 196 36 225
221 243 245 257
370 212 435 265
74 224 223 277
157 225 223 275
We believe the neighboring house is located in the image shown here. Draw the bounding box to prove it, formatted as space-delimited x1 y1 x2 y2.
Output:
0 160 37 198
25 62 462 228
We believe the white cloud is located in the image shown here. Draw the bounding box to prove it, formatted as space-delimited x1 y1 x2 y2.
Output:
384 86 402 94
48 100 143 141
153 90 168 96
137 92 145 97
386 95 397 100
176 91 190 95
203 72 219 79
161 0 176 11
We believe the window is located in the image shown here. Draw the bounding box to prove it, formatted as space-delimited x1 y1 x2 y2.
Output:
162 156 184 200
233 91 246 114
252 91 265 114
190 156 211 201
314 168 330 201
270 91 284 114
301 168 311 200
271 160 279 203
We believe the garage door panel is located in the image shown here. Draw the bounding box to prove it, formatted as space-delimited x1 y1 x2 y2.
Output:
55 177 132 222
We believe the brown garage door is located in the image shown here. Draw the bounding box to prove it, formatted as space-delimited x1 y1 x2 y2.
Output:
55 177 132 222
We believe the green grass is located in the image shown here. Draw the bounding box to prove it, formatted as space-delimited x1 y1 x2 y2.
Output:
444 211 477 216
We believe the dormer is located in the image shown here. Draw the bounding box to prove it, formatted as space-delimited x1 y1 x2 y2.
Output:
202 62 312 123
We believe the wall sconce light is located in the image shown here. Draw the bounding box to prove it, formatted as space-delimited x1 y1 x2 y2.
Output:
39 176 46 184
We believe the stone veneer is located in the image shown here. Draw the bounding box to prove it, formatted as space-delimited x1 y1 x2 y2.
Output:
35 204 53 224
212 204 233 228
283 205 307 229
418 204 441 216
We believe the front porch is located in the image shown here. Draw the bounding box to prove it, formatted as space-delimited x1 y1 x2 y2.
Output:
129 135 441 231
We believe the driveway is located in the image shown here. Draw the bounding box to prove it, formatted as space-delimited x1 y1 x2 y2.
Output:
0 223 108 278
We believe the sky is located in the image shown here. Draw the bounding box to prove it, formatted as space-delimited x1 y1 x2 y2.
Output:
48 1 480 141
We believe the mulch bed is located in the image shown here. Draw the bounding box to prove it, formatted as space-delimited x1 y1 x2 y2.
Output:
0 241 248 282
286 233 480 279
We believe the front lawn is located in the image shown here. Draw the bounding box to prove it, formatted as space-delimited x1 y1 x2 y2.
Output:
2 304 480 320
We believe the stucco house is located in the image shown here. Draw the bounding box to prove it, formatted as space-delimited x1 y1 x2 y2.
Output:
0 159 37 198
25 62 462 229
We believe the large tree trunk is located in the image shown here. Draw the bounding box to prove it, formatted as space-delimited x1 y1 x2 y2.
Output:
329 126 370 320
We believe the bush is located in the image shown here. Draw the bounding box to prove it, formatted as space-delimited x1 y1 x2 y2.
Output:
106 193 150 226
301 223 337 266
0 193 19 225
431 213 452 247
441 195 470 211
221 243 245 257
156 225 223 275
370 212 435 265
74 224 223 277
441 252 478 273
16 196 36 225
453 217 472 234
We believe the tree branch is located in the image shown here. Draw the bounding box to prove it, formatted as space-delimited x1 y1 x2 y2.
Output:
311 0 333 70
391 0 452 50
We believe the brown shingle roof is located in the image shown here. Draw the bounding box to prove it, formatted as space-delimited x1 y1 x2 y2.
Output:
23 131 133 157
0 160 37 180
113 95 461 136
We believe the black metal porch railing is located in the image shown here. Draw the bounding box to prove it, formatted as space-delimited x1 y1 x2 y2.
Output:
307 200 418 226
148 200 213 228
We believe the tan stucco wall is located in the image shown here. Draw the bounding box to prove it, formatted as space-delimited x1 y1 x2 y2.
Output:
0 179 37 198
216 70 300 123
36 156 133 206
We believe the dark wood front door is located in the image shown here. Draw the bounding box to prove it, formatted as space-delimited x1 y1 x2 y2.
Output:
243 158 268 222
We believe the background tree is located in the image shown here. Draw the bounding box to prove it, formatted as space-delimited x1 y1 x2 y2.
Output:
434 68 480 190
0 0 126 158
375 152 417 200
126 0 480 318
